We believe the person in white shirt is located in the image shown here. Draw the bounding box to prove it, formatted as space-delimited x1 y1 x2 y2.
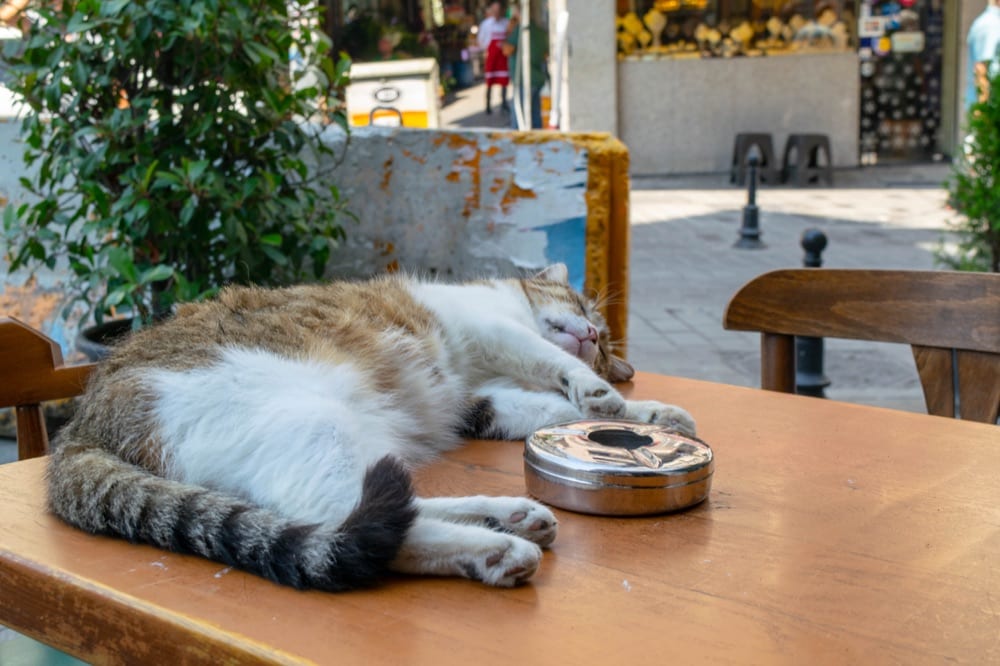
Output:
478 2 509 114
967 0 1000 109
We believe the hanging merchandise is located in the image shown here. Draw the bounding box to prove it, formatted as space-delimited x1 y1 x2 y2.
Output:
616 1 856 60
857 0 943 164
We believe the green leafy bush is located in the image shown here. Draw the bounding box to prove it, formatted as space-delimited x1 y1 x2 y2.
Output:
943 71 1000 273
2 0 351 325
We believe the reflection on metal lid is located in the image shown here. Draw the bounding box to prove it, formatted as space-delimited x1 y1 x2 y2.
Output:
524 419 714 515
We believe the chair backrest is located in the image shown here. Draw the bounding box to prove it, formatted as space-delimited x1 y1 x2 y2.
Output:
723 269 1000 423
0 317 95 459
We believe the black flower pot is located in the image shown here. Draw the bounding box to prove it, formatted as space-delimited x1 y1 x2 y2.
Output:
75 318 134 362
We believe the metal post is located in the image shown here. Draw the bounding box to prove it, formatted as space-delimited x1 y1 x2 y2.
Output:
734 156 765 249
795 229 830 398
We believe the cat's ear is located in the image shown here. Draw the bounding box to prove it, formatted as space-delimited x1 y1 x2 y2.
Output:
608 355 635 383
534 263 569 284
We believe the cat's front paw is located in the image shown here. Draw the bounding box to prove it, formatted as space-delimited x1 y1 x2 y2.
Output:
462 536 542 587
625 400 697 436
564 370 626 419
482 498 558 548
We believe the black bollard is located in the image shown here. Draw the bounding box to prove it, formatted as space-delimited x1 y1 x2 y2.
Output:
734 156 765 249
795 229 830 398
800 228 827 268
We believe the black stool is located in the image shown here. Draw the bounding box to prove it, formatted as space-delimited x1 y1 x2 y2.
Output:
781 134 833 186
730 133 779 186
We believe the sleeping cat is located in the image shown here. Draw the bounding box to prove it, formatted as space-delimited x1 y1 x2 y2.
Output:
48 264 695 590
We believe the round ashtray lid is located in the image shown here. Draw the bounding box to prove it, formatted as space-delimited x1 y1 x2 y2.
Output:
524 420 713 515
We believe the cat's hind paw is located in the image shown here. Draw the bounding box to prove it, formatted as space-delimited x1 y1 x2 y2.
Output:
418 496 558 548
461 536 542 587
481 498 558 548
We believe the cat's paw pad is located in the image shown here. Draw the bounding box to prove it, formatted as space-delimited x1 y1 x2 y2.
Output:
566 372 626 419
461 537 542 587
482 498 558 548
626 400 697 436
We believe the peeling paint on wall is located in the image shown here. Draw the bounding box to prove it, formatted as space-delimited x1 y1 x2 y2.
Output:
321 126 591 291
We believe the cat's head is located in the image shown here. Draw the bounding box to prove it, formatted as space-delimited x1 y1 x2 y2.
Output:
521 264 635 383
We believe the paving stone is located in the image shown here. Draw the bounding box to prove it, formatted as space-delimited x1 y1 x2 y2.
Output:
624 163 954 415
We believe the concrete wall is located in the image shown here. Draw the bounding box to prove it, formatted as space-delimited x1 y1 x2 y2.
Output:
557 0 618 136
618 52 861 174
320 127 590 286
941 0 986 156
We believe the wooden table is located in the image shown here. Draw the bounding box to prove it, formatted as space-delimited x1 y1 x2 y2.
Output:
1 372 998 664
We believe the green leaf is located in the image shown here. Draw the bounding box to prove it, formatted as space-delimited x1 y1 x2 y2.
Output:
260 233 283 246
106 247 139 282
103 285 132 308
152 171 184 190
335 53 352 82
65 12 94 34
179 197 198 225
243 41 280 66
99 0 130 16
139 265 174 284
140 161 159 192
261 244 289 266
2 204 16 230
185 159 210 183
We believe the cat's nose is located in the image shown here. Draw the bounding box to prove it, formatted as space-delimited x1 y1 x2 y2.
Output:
585 325 598 343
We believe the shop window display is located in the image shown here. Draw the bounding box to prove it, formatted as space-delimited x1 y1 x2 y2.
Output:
616 1 858 58
857 0 943 163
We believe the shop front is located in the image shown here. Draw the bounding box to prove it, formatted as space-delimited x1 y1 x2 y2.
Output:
553 0 970 175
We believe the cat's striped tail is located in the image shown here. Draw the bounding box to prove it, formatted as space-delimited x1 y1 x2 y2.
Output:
46 444 416 591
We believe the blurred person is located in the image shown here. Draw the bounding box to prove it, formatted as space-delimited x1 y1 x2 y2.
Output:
967 0 1000 108
376 34 398 61
478 1 509 114
503 11 548 129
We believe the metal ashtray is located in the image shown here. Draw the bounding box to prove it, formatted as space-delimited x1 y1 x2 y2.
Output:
524 420 714 516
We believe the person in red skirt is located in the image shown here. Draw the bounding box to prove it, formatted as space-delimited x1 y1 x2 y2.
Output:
478 1 509 114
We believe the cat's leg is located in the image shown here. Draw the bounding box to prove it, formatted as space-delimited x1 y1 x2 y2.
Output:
474 331 697 435
390 516 543 587
466 336 697 435
415 496 557 547
461 380 582 440
432 309 695 434
463 322 629 419
463 377 696 438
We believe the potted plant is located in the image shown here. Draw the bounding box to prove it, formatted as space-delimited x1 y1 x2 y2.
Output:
942 70 1000 273
1 0 352 356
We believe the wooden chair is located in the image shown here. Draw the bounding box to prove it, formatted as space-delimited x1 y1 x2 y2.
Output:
0 317 95 460
723 269 1000 423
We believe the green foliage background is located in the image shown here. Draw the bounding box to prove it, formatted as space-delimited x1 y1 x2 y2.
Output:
2 0 352 324
943 71 1000 273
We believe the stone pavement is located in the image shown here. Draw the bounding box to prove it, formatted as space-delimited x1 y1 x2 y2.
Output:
624 164 953 414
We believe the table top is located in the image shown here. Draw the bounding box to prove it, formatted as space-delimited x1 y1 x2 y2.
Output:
2 372 998 665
